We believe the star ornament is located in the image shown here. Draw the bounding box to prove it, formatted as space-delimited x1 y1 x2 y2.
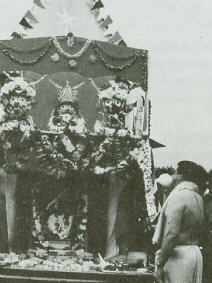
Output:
54 8 79 33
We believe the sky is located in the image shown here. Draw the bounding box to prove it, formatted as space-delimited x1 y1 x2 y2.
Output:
0 0 212 170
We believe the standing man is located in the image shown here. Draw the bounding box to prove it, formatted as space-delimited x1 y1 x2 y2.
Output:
153 160 207 283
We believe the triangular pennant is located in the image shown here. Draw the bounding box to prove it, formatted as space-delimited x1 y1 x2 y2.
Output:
100 15 113 29
34 0 46 9
91 0 104 11
25 10 39 24
118 40 127 46
19 17 33 29
11 32 23 39
108 31 122 44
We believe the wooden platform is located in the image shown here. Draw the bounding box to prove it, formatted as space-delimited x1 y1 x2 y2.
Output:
0 268 153 283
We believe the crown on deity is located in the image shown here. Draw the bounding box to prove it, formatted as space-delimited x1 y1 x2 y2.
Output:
58 81 78 104
0 76 36 99
98 77 130 101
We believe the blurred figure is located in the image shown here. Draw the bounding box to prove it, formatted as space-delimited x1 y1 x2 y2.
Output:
153 161 207 283
154 173 174 212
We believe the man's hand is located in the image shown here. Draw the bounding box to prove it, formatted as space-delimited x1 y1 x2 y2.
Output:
154 266 165 282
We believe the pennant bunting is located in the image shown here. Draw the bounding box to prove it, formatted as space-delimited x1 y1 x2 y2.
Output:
34 0 46 9
91 0 104 11
19 17 33 29
11 32 23 39
108 31 122 44
118 40 127 46
25 10 39 24
100 15 113 29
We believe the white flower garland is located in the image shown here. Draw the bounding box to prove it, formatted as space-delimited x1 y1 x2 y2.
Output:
94 120 128 137
0 77 36 98
52 37 91 59
98 86 128 101
0 116 35 135
130 139 157 221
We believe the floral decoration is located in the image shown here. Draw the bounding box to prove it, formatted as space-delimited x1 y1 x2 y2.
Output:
91 78 157 220
35 82 89 179
0 76 36 98
52 36 91 59
0 75 36 172
129 139 157 221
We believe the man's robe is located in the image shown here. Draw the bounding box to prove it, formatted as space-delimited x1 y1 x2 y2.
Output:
153 181 204 283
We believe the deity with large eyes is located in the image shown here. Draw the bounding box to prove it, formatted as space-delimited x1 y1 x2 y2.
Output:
0 76 36 133
0 76 36 254
94 78 129 134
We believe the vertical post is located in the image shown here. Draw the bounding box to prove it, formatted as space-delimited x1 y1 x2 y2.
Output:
105 174 124 259
5 173 17 252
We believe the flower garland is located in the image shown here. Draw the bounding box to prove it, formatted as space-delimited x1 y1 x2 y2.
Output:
0 38 53 54
52 37 91 59
35 116 88 178
0 116 34 136
93 42 147 61
1 39 53 65
0 76 36 98
98 84 128 101
130 139 157 221
0 36 144 73
0 76 36 172
35 134 79 179
92 42 142 71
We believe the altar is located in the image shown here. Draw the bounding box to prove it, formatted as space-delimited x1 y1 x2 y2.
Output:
0 33 157 279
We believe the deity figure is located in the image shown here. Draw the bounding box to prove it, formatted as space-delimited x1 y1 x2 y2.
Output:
89 77 151 261
0 75 36 142
92 78 131 259
0 74 36 253
48 82 87 136
33 82 88 251
94 78 128 135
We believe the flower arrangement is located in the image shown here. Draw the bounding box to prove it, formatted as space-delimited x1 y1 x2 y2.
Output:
0 76 36 172
0 76 36 131
36 85 89 178
90 77 157 220
35 134 86 179
129 140 157 221
98 81 128 101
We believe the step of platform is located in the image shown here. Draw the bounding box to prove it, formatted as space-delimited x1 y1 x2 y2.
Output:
0 268 153 283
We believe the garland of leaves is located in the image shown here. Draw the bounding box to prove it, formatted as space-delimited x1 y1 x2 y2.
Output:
93 42 147 60
129 140 157 221
0 36 145 73
0 38 53 54
34 133 88 179
1 39 53 65
52 37 91 59
92 42 141 71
